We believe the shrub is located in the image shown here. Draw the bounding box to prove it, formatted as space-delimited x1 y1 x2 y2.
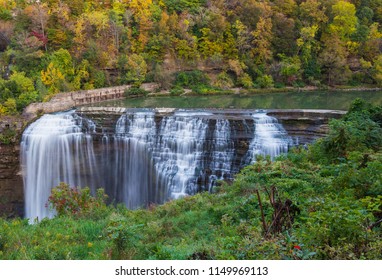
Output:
212 71 234 89
238 73 254 88
170 86 185 96
174 70 210 88
0 128 16 145
48 182 108 219
124 87 148 97
255 74 274 88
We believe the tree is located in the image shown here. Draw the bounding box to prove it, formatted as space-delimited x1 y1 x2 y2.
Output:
359 23 382 62
278 54 302 85
372 54 382 86
119 53 147 86
318 35 350 85
127 0 153 53
297 24 321 80
272 12 297 56
24 1 49 51
329 1 358 41
73 59 91 90
162 0 206 14
299 0 328 27
40 62 66 94
197 27 223 59
9 71 34 92
251 16 273 65
233 19 251 55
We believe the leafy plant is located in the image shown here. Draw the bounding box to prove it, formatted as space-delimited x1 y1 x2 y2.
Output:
48 183 108 219
124 87 149 97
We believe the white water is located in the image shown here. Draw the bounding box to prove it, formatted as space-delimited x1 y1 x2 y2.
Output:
21 112 98 220
246 113 291 162
21 110 292 221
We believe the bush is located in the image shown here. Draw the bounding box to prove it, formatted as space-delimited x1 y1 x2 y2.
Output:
212 71 234 89
0 128 16 145
170 86 185 96
48 182 108 219
255 75 274 88
124 87 149 97
238 73 254 88
174 70 210 88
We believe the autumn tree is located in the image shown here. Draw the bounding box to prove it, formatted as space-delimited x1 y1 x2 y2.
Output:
318 35 350 85
41 48 74 94
118 53 147 86
251 16 273 65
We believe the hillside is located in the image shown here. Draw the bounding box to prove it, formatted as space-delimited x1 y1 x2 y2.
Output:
1 0 382 114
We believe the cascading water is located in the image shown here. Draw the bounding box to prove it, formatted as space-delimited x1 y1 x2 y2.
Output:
21 112 98 220
21 109 293 221
245 113 291 163
152 111 210 199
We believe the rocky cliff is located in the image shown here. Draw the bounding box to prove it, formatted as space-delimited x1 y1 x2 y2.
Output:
0 144 23 218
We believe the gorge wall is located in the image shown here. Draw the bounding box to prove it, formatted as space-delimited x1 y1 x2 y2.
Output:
0 144 23 218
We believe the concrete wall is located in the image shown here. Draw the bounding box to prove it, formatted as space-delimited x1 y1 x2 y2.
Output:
23 83 163 119
23 85 132 119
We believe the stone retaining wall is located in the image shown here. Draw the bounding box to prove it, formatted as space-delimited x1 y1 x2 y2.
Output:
23 85 132 119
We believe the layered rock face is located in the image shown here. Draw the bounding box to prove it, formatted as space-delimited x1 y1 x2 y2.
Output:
0 144 23 218
267 109 346 144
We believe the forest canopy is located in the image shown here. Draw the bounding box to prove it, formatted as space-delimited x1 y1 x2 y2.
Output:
1 0 382 114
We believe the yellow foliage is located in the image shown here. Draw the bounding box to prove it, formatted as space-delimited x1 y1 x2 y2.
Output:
0 0 15 9
128 0 152 15
373 55 382 86
346 41 360 54
251 17 273 64
368 23 382 40
86 11 110 34
360 59 372 70
41 63 65 94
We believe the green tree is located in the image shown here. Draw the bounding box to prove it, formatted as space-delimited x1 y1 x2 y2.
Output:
8 72 34 92
279 55 302 85
372 54 382 86
120 53 147 86
329 1 358 41
41 62 66 95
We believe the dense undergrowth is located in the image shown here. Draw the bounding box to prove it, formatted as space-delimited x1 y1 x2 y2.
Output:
0 99 381 260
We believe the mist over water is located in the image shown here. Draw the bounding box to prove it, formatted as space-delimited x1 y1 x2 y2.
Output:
21 109 292 221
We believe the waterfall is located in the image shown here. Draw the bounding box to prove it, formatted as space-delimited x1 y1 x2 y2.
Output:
21 112 98 220
152 112 210 199
21 109 292 221
245 113 292 162
113 111 157 208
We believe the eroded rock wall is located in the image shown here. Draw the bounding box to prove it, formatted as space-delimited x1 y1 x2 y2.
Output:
0 144 23 218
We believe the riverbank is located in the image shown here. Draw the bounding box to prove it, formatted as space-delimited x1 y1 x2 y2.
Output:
148 85 382 97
